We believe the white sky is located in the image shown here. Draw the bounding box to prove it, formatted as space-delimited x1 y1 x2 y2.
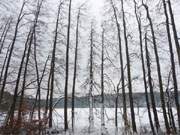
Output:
74 0 104 26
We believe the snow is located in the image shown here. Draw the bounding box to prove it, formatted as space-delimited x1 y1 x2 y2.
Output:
0 107 178 134
47 108 177 135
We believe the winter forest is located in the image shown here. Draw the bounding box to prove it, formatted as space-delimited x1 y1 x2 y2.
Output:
0 0 180 134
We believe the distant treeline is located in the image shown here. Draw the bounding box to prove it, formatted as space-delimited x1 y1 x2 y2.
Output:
1 91 178 110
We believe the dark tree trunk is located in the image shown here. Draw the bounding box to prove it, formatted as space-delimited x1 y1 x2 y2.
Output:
162 0 180 132
30 55 49 121
145 33 160 133
89 22 94 133
5 29 31 126
49 1 61 128
166 71 176 133
0 18 12 54
133 1 155 134
0 44 11 87
64 0 72 130
110 0 127 129
121 0 137 132
32 0 44 123
44 70 51 116
17 30 33 123
167 0 180 66
72 7 80 130
0 1 25 104
143 3 170 133
101 26 105 135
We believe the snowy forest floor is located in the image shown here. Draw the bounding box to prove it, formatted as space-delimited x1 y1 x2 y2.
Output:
0 108 178 135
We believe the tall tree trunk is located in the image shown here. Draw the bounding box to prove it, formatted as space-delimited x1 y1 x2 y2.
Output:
30 55 49 121
44 70 51 117
0 18 11 54
121 0 137 132
166 70 176 133
17 30 33 123
101 26 105 135
162 0 180 132
49 1 61 128
5 29 31 126
89 22 94 133
0 43 11 87
72 7 80 131
110 0 127 129
145 33 160 133
64 0 72 130
0 1 25 104
167 0 180 66
133 1 155 134
32 0 44 123
143 3 170 133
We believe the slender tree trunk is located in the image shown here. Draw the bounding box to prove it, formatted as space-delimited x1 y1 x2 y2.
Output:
17 30 33 123
110 0 127 129
5 29 31 126
143 3 170 133
0 1 25 104
133 1 155 134
166 70 176 133
145 33 160 133
89 22 94 133
32 0 44 123
49 1 61 128
0 18 11 54
121 0 137 132
162 0 180 132
44 70 51 117
33 31 41 122
0 43 11 87
30 55 49 120
167 0 180 66
101 26 105 135
72 8 80 131
64 0 72 130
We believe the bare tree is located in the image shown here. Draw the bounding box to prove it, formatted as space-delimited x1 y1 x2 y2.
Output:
142 2 170 134
49 0 63 128
0 1 26 104
101 24 105 135
167 0 180 66
133 1 155 134
109 0 128 130
71 4 83 130
145 33 160 134
64 0 72 131
0 18 12 54
162 0 180 132
89 22 95 133
120 0 137 132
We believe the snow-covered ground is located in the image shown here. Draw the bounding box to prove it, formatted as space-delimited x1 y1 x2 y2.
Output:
0 108 178 134
49 108 177 135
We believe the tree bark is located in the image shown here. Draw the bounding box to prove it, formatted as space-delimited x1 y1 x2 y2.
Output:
101 25 105 135
121 0 137 132
110 0 127 129
0 1 25 104
162 0 180 132
133 1 155 134
71 7 80 131
143 3 170 133
49 0 61 128
145 33 160 133
167 0 180 66
64 0 72 130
